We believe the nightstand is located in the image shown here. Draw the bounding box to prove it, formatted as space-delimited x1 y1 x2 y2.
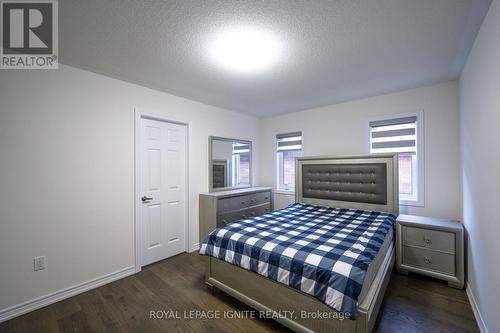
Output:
396 214 464 289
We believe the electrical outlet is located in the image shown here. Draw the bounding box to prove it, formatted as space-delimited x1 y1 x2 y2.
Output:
33 256 45 271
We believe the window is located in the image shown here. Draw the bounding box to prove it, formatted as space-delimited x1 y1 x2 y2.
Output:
232 142 250 185
369 115 423 205
276 131 303 191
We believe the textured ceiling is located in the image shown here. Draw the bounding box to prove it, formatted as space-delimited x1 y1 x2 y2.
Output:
60 0 491 117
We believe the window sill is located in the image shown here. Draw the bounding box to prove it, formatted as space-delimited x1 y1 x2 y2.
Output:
274 190 295 195
400 199 424 207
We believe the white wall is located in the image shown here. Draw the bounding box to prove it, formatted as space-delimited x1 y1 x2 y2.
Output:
460 0 500 331
259 81 461 220
0 65 259 315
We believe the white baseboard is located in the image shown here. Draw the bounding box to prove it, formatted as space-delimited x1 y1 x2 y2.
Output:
0 266 135 323
190 242 200 252
466 283 488 333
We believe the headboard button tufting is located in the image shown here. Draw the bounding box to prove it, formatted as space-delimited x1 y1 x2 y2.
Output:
301 162 388 205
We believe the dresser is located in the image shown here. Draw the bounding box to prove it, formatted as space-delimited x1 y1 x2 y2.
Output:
396 214 464 289
199 187 273 243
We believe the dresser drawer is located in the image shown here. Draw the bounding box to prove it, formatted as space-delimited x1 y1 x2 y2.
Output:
403 246 455 276
217 191 271 213
217 195 250 213
217 203 272 227
217 209 249 227
403 226 455 253
246 203 271 218
199 187 273 244
247 191 271 206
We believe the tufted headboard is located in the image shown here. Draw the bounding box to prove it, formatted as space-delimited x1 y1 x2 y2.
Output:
296 154 399 215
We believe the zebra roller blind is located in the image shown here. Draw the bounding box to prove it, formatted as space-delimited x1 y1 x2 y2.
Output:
232 142 250 154
370 116 417 153
276 131 302 151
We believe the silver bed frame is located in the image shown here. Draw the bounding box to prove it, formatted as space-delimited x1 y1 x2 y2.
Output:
204 154 399 333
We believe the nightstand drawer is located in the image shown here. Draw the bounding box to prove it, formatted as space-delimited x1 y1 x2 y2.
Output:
403 226 455 253
403 246 455 276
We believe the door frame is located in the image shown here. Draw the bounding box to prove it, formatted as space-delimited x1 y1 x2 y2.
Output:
134 108 191 272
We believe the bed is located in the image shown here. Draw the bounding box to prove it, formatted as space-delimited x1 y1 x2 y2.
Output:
200 154 399 333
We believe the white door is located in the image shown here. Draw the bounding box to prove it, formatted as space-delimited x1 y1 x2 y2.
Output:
140 117 187 266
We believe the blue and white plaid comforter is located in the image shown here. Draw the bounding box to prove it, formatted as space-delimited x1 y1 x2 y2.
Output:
200 202 395 317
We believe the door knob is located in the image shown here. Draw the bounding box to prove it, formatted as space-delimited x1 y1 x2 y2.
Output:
141 196 153 203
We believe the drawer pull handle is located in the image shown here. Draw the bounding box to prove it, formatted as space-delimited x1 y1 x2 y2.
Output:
423 236 432 244
423 256 432 265
250 199 255 203
241 201 245 205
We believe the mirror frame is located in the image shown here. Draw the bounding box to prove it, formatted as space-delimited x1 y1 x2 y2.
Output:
209 136 252 192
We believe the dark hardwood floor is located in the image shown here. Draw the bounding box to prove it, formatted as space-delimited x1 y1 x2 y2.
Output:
0 252 479 333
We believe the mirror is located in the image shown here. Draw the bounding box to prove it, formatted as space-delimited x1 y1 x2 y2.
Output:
209 136 252 191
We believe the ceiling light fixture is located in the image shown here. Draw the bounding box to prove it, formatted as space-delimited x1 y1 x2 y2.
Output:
206 26 283 74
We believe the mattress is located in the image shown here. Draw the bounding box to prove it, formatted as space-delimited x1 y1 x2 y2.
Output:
200 202 396 317
358 226 393 302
